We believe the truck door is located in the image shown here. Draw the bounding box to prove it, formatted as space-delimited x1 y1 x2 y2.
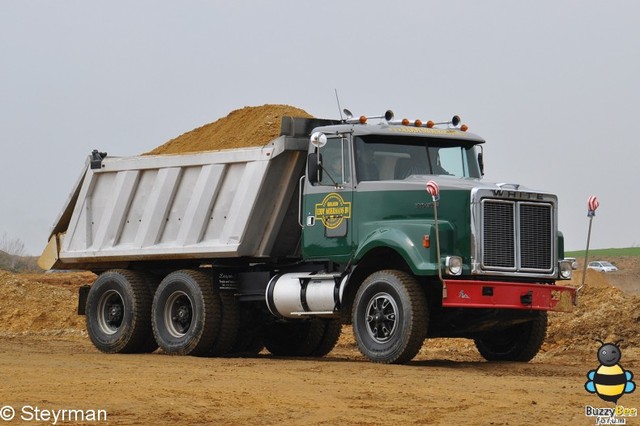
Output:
301 135 354 263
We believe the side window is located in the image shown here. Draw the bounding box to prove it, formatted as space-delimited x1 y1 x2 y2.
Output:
434 148 458 176
355 138 380 181
319 138 351 186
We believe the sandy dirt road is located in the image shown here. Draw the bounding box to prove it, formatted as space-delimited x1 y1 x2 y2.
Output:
0 332 638 426
0 267 638 425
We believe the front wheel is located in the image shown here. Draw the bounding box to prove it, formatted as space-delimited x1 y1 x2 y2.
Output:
352 270 427 364
474 311 548 362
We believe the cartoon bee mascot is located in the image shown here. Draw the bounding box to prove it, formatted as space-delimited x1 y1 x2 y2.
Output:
585 340 636 403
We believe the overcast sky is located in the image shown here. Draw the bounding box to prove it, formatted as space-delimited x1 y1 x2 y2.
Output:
1 1 639 255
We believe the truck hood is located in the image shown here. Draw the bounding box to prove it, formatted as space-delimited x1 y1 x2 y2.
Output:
356 175 556 197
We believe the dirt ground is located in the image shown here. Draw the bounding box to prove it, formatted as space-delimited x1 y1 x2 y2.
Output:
0 260 638 425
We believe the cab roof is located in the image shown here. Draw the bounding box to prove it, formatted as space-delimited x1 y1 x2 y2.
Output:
313 121 486 145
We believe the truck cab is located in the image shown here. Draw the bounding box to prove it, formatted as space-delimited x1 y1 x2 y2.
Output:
283 112 576 363
302 119 484 267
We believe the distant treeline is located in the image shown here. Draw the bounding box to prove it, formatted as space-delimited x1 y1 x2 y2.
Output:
0 251 41 273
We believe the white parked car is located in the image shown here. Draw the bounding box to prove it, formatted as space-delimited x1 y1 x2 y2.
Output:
587 261 618 272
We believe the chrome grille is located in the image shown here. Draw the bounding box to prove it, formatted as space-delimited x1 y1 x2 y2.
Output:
482 199 553 272
483 202 515 268
519 204 552 270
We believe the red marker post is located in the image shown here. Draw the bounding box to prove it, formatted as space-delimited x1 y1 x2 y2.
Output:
578 196 600 293
426 181 445 294
426 181 439 201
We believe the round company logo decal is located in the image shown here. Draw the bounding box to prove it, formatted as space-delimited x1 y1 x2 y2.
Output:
315 193 351 229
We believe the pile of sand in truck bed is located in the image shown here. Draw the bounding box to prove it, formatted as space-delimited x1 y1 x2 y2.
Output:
146 104 313 155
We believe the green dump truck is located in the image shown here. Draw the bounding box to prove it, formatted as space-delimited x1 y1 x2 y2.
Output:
40 110 576 364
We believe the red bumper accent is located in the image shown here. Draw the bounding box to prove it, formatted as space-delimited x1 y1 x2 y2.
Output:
441 280 576 312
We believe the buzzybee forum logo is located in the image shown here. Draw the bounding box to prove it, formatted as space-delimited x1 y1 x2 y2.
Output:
585 341 636 403
584 340 637 424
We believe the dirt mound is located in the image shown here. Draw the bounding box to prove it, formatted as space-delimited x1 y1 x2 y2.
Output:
544 269 640 357
599 256 640 295
146 104 313 155
0 271 94 335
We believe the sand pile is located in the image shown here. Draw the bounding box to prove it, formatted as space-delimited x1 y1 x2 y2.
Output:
0 271 94 335
545 269 640 351
146 104 313 155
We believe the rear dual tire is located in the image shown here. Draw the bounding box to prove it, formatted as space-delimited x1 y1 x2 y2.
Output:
151 270 221 356
87 269 241 357
209 291 240 356
264 318 342 357
85 270 153 354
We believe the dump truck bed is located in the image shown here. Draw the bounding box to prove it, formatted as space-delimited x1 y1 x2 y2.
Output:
42 135 310 270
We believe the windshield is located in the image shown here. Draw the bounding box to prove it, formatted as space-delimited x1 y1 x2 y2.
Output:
354 135 482 181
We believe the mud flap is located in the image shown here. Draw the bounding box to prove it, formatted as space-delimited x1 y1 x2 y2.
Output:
78 285 90 315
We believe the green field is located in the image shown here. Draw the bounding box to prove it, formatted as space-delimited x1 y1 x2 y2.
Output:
565 247 640 258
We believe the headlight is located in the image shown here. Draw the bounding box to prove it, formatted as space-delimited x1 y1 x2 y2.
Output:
564 257 578 270
445 256 463 276
559 260 573 280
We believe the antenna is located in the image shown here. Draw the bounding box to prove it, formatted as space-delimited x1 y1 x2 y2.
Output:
334 89 344 122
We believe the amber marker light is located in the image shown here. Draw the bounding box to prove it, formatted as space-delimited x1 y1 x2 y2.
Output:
414 119 423 127
426 120 435 128
461 124 469 132
359 116 367 124
402 118 410 126
422 235 430 248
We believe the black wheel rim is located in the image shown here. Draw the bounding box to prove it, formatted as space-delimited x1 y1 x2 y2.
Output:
364 292 398 343
164 291 193 338
97 289 124 335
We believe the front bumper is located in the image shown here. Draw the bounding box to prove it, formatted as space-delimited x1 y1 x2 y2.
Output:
442 280 576 312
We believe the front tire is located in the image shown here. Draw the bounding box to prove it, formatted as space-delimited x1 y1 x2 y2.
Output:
85 270 153 354
152 270 220 356
352 270 427 364
474 311 548 362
